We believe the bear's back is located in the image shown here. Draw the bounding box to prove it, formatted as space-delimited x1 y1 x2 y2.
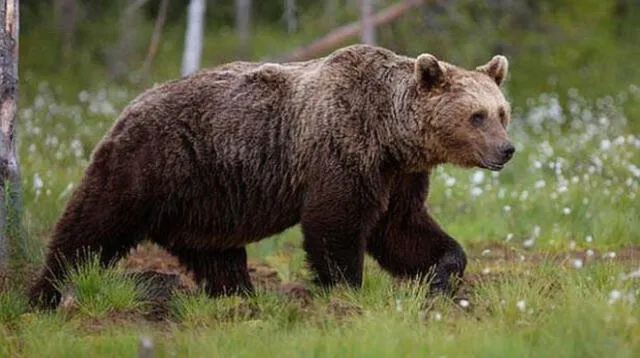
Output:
103 61 320 247
96 46 406 247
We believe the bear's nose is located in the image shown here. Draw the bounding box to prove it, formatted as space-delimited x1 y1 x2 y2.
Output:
501 143 516 161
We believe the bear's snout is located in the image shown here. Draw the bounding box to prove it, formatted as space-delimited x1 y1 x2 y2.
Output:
500 142 516 163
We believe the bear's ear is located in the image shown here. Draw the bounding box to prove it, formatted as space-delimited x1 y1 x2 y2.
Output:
415 54 446 92
476 55 509 86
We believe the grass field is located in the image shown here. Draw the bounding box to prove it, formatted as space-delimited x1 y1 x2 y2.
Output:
0 69 639 356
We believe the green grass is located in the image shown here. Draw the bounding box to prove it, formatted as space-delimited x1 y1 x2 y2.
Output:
58 255 149 318
1 259 639 357
0 289 29 325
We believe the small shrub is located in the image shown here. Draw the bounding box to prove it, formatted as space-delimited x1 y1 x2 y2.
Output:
60 254 147 317
0 289 29 324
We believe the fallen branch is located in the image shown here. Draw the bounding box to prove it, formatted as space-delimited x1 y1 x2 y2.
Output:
139 0 170 83
275 0 427 62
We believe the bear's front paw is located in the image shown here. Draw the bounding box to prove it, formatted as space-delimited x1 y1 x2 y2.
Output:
428 249 467 296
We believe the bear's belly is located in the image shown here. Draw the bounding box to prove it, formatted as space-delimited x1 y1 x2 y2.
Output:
152 184 304 250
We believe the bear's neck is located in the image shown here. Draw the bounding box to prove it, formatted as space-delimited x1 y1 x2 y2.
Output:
386 74 444 173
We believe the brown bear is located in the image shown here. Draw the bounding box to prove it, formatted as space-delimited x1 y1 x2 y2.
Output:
29 44 515 308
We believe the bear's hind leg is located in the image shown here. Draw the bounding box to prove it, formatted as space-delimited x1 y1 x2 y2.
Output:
301 175 382 290
168 246 254 296
29 197 149 309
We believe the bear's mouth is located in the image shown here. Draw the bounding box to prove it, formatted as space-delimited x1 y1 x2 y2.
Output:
479 160 505 171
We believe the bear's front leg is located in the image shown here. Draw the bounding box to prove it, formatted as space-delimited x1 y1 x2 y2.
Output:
301 172 383 289
367 173 467 295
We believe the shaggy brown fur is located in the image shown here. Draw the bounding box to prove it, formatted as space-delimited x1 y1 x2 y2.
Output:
29 44 515 308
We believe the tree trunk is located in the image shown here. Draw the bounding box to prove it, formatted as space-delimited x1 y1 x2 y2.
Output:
276 0 426 62
139 0 170 83
360 0 375 45
235 0 251 59
324 0 339 28
0 0 21 268
107 0 146 83
53 0 78 69
182 0 206 76
284 0 297 34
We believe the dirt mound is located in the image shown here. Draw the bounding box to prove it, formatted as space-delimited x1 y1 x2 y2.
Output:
122 243 286 293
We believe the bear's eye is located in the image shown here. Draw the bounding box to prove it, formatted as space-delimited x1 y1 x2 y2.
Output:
470 112 486 126
498 108 507 127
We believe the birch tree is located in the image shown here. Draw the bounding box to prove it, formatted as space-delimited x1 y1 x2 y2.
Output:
324 0 338 27
182 0 206 76
0 0 21 268
235 0 251 58
284 0 297 33
360 0 375 45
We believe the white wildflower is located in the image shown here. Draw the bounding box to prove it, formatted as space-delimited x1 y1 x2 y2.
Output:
533 225 541 237
395 298 402 312
471 171 485 184
523 238 535 249
571 259 583 269
622 268 640 280
445 177 456 187
609 290 622 304
33 173 43 191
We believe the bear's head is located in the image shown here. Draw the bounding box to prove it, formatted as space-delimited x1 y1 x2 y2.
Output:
412 54 515 171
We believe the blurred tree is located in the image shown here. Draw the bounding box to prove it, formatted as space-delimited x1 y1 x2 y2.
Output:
0 0 22 269
360 0 375 44
140 0 169 83
324 0 339 27
106 0 146 82
284 0 297 33
278 0 425 62
53 0 78 68
235 0 252 59
182 0 206 76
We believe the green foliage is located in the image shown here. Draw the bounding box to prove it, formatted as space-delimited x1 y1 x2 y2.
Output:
0 289 29 324
2 261 639 357
61 254 148 317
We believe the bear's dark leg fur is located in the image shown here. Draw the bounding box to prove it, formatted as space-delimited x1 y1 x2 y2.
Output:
167 246 254 296
367 173 467 295
301 172 382 289
28 190 149 308
29 142 152 308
